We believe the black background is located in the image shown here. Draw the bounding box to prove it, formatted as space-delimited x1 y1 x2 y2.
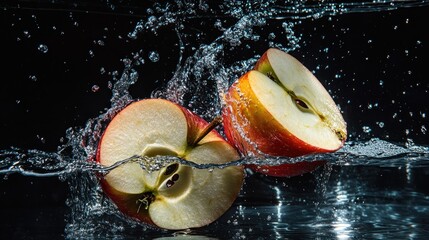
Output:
1 1 428 239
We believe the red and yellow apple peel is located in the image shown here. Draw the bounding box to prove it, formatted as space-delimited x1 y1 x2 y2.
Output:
97 99 244 230
223 48 347 177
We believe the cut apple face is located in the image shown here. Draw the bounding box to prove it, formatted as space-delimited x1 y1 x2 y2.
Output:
222 48 347 177
97 99 244 230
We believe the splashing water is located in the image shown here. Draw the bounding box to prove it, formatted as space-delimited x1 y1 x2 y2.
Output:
1 0 429 239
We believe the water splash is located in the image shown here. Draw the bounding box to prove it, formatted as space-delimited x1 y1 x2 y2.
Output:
2 0 429 238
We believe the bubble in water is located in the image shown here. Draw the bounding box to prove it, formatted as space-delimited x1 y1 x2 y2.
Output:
37 44 48 53
148 51 160 62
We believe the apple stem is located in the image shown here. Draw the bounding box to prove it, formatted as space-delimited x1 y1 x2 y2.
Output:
191 116 222 147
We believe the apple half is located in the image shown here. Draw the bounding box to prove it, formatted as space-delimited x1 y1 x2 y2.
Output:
97 99 244 230
222 48 347 177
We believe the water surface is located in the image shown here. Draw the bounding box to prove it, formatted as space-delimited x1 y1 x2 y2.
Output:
1 1 429 239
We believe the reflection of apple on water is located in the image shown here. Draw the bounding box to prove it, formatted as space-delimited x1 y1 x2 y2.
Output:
223 48 347 177
96 99 244 230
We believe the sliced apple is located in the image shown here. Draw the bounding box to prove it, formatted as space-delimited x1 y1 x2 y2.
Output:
222 48 346 177
97 99 244 230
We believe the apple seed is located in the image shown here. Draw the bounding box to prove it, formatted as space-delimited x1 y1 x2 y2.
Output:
172 173 179 181
164 163 179 176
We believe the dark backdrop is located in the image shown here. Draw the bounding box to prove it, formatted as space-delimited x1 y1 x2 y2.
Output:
1 1 428 238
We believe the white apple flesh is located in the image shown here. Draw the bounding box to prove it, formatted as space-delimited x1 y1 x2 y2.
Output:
223 48 347 177
97 99 244 229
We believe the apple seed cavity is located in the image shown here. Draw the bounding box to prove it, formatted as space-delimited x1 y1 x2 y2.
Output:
264 68 346 143
136 192 156 213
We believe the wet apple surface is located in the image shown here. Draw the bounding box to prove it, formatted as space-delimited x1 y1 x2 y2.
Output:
97 99 244 229
223 48 347 177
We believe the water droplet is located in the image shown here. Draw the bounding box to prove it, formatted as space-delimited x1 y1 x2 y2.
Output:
122 58 132 67
23 30 31 38
91 85 100 92
37 135 46 144
362 126 372 133
100 67 106 74
148 51 160 62
232 219 239 226
29 75 37 81
214 19 223 30
421 125 427 134
37 44 48 53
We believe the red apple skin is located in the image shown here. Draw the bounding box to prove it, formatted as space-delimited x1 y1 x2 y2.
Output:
99 180 155 225
96 99 235 225
223 71 333 177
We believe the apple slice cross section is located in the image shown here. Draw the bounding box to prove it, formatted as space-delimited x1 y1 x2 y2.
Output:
97 99 244 230
254 48 347 148
222 48 347 177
